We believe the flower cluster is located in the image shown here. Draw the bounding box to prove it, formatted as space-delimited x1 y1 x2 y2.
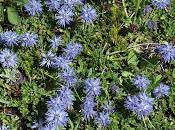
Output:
156 44 175 63
125 93 154 118
24 0 97 27
132 75 150 90
125 75 171 119
151 0 171 9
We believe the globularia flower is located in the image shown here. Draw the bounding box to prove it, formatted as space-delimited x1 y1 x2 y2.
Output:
55 7 74 27
95 112 111 127
20 32 38 47
82 96 97 120
47 96 66 110
151 0 170 9
0 31 18 46
153 83 170 98
84 78 101 96
40 51 56 67
156 44 175 63
52 55 71 69
125 93 154 118
147 20 157 30
45 0 61 11
144 5 152 14
64 0 83 7
49 36 63 49
0 49 18 68
0 125 9 130
24 0 43 16
59 87 75 109
102 101 114 114
81 5 97 23
59 67 77 86
64 42 83 60
133 75 150 90
45 108 68 128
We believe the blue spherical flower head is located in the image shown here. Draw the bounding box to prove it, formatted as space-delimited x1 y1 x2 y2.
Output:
55 7 74 27
147 20 157 30
82 96 97 120
95 112 111 127
0 49 18 68
49 36 63 49
81 5 97 24
45 108 68 128
153 83 170 98
51 55 72 69
20 32 38 47
0 125 9 130
144 5 152 14
102 101 114 114
0 31 18 46
125 93 154 119
133 75 150 90
84 78 102 96
40 51 56 67
151 0 170 9
59 87 75 109
64 0 84 7
47 96 66 110
59 67 77 86
64 42 83 60
24 0 42 16
45 0 62 11
156 44 175 63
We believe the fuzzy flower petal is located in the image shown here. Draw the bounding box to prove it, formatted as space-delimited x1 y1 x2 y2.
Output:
24 0 43 16
0 49 18 68
153 83 170 98
84 78 101 96
55 6 74 27
20 32 38 47
151 0 170 9
45 0 61 11
81 5 97 24
0 31 18 46
49 36 63 49
133 75 150 90
95 112 111 127
40 51 56 67
156 44 175 63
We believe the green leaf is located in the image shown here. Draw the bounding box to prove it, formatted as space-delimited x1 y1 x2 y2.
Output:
7 7 21 25
127 51 138 66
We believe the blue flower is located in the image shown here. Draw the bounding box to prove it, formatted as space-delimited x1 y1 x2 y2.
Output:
49 36 63 49
59 87 75 109
147 20 157 30
40 51 56 67
133 75 150 90
20 32 38 47
125 93 154 118
153 83 170 98
51 55 72 69
55 7 74 27
45 0 61 11
81 5 97 24
95 112 111 127
144 5 152 14
151 0 170 9
84 78 101 97
102 101 114 114
45 108 68 128
24 0 42 16
47 96 66 110
59 67 77 86
0 49 18 68
64 0 84 7
156 44 175 63
0 31 18 46
0 125 9 130
82 96 97 120
64 42 83 60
